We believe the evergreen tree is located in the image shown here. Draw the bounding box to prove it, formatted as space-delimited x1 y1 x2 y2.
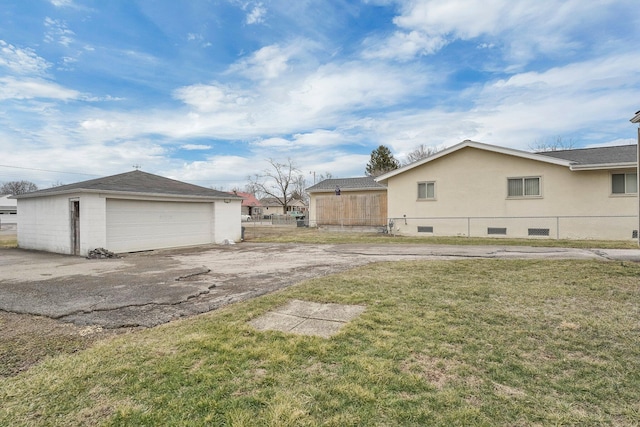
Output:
365 145 400 177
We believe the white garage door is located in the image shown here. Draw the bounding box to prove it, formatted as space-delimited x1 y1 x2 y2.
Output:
106 199 213 253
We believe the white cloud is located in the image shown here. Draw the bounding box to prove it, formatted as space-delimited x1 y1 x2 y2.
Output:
228 43 296 81
0 40 51 75
246 3 266 25
80 118 117 131
169 155 258 188
181 144 212 150
363 30 446 60
0 76 80 100
50 0 75 7
44 17 75 47
173 83 251 113
369 0 617 65
288 61 426 115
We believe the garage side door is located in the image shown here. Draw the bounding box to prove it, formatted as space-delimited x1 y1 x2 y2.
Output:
106 199 213 253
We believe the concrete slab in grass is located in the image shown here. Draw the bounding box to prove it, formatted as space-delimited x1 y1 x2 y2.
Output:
250 299 365 338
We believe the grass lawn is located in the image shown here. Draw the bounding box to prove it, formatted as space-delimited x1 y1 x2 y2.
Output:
243 224 639 249
1 259 639 426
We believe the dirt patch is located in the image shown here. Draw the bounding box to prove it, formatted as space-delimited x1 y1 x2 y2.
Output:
0 311 129 377
0 224 17 248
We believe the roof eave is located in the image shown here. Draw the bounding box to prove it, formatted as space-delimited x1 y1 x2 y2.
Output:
13 188 241 201
375 140 573 183
307 187 386 193
570 162 638 171
630 111 640 123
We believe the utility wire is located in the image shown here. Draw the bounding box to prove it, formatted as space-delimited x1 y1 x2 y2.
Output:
0 164 101 177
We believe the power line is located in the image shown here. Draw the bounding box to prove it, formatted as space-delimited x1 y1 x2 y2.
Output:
0 164 101 177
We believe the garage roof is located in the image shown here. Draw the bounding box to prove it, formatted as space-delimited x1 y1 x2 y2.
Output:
306 176 386 193
13 170 241 200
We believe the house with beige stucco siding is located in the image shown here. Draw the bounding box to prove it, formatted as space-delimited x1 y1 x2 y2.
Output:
375 140 638 240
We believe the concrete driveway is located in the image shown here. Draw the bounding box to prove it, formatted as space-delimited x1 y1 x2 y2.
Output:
1 243 638 328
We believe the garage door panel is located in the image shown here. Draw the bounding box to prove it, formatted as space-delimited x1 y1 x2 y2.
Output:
106 200 212 252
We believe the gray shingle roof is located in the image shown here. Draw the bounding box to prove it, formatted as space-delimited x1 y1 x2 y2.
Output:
306 176 386 192
14 170 239 199
537 145 637 165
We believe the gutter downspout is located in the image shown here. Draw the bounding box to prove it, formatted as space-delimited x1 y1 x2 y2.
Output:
632 111 640 247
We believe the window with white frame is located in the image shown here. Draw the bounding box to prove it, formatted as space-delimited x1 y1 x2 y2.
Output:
417 181 435 200
507 177 540 197
611 173 637 194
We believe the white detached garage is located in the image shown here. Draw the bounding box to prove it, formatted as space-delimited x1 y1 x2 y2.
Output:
14 170 243 256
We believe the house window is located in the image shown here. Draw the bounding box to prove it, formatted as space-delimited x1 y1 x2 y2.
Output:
417 182 435 200
611 173 637 195
507 177 540 197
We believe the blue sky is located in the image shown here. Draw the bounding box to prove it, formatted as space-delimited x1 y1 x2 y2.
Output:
1 0 639 190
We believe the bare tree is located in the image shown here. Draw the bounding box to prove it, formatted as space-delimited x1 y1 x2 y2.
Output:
244 181 266 200
0 180 38 195
317 172 333 181
530 136 576 152
308 171 333 185
247 158 303 212
402 144 439 165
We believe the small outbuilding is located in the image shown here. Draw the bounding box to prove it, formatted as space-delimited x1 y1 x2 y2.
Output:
13 170 243 255
306 177 387 229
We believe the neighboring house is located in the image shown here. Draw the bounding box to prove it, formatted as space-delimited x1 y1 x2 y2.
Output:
0 194 18 225
375 140 638 240
233 191 262 217
259 197 307 216
306 177 387 228
12 170 243 256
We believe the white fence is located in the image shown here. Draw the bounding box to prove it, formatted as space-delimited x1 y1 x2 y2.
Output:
0 213 18 227
243 215 307 226
387 215 638 241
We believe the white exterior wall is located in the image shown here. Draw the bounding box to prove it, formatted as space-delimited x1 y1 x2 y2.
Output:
386 147 638 240
17 193 106 255
17 195 73 254
213 199 242 243
80 194 107 254
18 193 242 255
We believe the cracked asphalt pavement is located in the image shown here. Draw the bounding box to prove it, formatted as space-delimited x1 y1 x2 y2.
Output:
1 243 639 328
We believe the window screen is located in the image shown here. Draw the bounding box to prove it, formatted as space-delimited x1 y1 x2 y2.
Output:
508 177 540 197
417 182 435 199
612 173 637 194
612 174 626 194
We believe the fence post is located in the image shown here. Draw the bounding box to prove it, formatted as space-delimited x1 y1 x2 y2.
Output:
556 216 560 240
467 217 470 238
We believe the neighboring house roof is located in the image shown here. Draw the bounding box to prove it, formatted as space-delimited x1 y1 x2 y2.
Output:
12 170 242 200
537 145 637 170
232 191 262 207
306 177 387 193
376 140 638 183
0 194 17 210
